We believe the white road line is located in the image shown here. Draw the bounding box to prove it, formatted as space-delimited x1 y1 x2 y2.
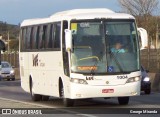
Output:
77 114 97 117
0 85 7 87
152 92 160 94
0 97 97 117
0 97 52 108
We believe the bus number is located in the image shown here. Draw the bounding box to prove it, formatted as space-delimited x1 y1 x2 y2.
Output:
117 75 128 79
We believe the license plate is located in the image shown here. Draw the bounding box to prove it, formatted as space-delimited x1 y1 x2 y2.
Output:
102 89 114 93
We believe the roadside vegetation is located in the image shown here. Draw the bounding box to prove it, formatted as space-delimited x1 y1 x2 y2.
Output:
118 0 160 48
0 21 19 51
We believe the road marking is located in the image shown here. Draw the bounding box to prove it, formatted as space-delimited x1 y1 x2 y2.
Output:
77 114 97 117
0 97 97 117
0 85 7 87
0 97 52 108
152 92 160 94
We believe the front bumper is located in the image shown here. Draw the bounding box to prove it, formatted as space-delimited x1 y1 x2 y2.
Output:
0 74 15 80
67 81 141 99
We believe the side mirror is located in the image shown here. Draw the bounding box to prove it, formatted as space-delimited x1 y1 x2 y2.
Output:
0 40 6 52
137 28 148 50
65 29 72 52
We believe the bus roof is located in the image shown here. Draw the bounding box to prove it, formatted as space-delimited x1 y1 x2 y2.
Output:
21 8 135 27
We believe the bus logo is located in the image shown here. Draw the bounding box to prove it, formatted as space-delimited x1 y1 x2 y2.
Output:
106 81 109 84
32 54 39 67
86 76 94 80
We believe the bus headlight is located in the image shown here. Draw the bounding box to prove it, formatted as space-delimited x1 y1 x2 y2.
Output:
70 78 88 84
126 76 141 83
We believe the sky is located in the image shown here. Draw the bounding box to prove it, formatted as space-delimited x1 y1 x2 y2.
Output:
0 0 120 25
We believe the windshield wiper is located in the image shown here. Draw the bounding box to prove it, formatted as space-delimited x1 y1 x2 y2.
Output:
90 59 98 75
90 51 104 75
109 51 124 73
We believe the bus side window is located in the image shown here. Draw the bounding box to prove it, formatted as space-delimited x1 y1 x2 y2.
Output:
38 26 44 49
52 24 56 48
43 25 49 49
45 24 51 48
21 28 27 51
30 27 34 49
48 24 54 48
54 23 61 49
36 26 40 49
26 27 32 49
32 26 38 49
40 25 47 49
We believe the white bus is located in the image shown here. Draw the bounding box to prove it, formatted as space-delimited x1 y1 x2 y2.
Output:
19 8 141 107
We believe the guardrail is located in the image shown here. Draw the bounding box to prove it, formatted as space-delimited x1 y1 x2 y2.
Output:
1 52 19 68
1 49 159 72
1 50 160 91
141 49 160 72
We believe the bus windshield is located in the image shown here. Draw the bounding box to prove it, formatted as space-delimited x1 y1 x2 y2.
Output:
70 19 140 74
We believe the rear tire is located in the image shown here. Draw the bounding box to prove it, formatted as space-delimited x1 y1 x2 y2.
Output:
30 79 42 101
60 82 74 107
42 96 49 101
118 97 129 105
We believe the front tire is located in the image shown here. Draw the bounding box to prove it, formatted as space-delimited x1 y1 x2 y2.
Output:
63 98 74 107
42 96 49 101
118 97 129 105
30 79 42 101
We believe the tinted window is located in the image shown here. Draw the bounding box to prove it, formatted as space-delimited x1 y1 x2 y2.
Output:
21 28 27 51
30 27 34 49
47 24 54 48
54 23 61 49
31 26 38 49
40 25 46 49
26 27 32 49
20 22 61 51
36 26 40 49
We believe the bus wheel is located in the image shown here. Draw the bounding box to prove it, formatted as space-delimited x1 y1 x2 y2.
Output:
118 96 129 105
30 79 42 101
42 96 49 101
60 84 74 107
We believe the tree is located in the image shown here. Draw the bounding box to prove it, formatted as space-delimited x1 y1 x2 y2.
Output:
9 39 19 51
118 0 159 16
118 0 159 48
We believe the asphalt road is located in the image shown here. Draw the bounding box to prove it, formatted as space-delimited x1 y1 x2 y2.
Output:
0 80 160 117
